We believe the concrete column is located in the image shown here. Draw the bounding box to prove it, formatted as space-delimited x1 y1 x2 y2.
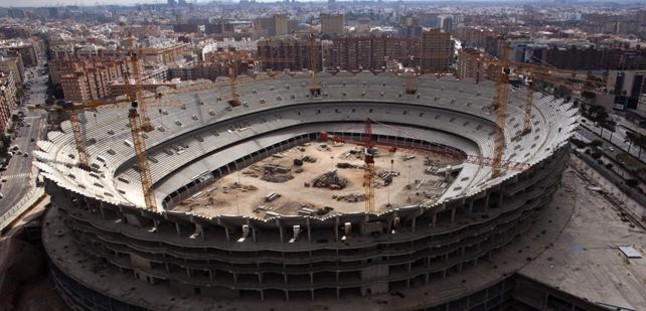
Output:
307 218 311 242
484 192 490 213
283 273 288 285
335 216 340 241
336 288 340 299
310 272 314 285
277 219 284 243
224 225 230 242
432 212 437 227
186 267 191 277
233 272 238 283
258 273 263 284
442 270 447 279
260 290 265 301
248 219 256 242
450 209 456 224
498 193 504 206
311 289 315 301
175 222 181 237
209 270 214 280
412 215 417 232
425 273 430 285
98 203 106 219
468 200 474 216
457 262 463 273
285 290 289 301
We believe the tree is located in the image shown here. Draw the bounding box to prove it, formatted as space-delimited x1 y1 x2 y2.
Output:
590 139 603 147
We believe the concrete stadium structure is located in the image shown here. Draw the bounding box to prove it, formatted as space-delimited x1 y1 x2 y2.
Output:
37 72 581 310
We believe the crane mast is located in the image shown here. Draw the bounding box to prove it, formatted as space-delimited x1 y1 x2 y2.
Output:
492 45 510 178
363 119 375 214
308 21 321 96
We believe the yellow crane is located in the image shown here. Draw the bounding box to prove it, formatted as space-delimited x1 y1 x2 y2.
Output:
29 98 133 171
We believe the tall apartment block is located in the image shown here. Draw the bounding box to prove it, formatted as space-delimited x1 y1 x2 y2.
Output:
254 14 293 37
420 29 452 72
59 57 139 102
321 13 345 36
0 56 24 85
0 41 39 67
457 48 481 80
0 71 17 133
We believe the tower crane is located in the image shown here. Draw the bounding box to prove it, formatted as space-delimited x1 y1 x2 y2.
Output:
124 35 154 132
29 98 133 171
308 20 321 96
210 49 255 107
318 119 376 213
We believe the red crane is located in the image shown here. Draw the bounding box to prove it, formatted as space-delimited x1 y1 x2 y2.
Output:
319 119 376 213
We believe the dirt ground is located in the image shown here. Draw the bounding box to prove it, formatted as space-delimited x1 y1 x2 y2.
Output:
176 143 458 218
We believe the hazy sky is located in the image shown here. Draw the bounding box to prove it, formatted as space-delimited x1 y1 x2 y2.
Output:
3 0 181 6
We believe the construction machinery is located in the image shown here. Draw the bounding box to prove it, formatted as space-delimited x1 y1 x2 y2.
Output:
318 119 376 213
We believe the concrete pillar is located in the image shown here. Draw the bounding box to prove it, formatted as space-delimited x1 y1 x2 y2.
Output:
450 209 456 224
248 219 256 242
498 193 504 206
224 225 230 242
310 272 314 285
277 219 284 243
412 215 417 232
457 262 463 273
307 218 311 242
432 212 437 227
98 203 106 219
209 270 214 280
468 200 474 216
311 289 315 301
175 222 181 237
484 192 490 213
186 267 191 277
283 273 288 285
335 216 340 241
425 273 430 285
336 288 340 299
258 273 263 284
233 272 238 283
260 290 265 301
285 290 289 301
442 270 447 279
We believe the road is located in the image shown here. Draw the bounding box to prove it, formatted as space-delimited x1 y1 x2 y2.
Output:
580 119 646 162
0 58 47 217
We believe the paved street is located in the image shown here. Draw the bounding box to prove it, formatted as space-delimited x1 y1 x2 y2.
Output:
580 119 646 162
0 58 47 217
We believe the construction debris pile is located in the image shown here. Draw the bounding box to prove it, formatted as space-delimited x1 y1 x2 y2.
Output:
333 193 367 203
261 164 293 183
376 169 400 186
310 169 348 190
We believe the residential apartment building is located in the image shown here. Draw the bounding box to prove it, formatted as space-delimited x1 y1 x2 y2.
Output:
0 56 24 85
59 57 138 102
0 41 39 67
457 48 481 80
321 13 345 36
254 14 294 37
420 29 452 72
0 71 18 133
257 35 421 72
